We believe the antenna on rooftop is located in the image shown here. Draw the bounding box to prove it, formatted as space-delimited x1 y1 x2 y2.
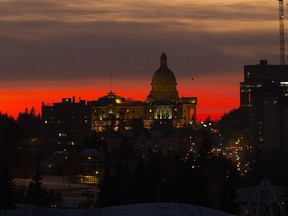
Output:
110 73 113 93
191 77 194 95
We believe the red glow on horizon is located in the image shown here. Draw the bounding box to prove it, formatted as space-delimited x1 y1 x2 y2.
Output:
0 74 241 122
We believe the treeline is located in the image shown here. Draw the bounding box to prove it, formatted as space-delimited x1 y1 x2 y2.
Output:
0 109 62 208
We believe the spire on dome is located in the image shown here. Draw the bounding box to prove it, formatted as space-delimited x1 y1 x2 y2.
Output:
160 52 167 68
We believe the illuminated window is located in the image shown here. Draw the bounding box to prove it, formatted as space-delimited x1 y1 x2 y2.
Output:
59 133 67 137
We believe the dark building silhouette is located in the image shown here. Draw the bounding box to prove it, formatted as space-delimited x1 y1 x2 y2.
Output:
41 97 91 153
240 60 288 107
240 60 288 169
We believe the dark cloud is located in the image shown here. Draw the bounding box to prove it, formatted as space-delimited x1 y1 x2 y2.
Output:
0 28 279 81
0 0 281 82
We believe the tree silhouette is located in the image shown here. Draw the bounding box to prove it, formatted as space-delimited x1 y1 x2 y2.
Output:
17 107 41 139
26 163 47 206
0 161 16 209
198 129 213 163
0 113 19 165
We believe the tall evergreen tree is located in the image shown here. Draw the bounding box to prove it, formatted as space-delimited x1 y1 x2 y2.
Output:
26 163 47 206
17 107 41 139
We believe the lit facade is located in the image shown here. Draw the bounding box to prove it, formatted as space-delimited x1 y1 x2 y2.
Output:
89 53 197 131
88 93 144 131
42 53 198 145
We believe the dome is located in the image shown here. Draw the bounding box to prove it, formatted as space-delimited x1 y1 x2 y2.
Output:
147 53 179 102
98 91 125 105
152 53 176 83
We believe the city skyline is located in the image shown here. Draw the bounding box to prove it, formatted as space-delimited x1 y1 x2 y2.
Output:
0 0 283 120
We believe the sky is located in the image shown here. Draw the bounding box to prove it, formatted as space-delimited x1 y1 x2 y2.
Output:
0 0 283 121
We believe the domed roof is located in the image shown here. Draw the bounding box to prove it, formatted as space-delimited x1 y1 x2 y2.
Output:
146 53 179 102
98 91 125 105
152 53 176 83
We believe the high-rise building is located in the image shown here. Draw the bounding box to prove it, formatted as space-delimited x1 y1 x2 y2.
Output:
240 60 288 108
240 60 288 161
41 97 91 153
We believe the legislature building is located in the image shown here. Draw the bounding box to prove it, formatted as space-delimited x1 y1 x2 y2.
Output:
88 53 197 131
42 53 197 148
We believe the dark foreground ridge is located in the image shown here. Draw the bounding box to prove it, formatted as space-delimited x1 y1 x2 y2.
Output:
0 203 235 216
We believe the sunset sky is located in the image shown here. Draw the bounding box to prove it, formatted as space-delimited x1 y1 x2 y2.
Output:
0 0 283 121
